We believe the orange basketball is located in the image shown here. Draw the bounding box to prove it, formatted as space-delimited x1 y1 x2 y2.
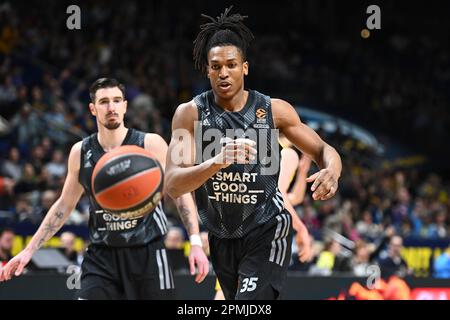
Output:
91 145 163 218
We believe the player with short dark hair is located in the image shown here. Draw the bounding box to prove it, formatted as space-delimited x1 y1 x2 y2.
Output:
0 78 209 299
165 7 342 300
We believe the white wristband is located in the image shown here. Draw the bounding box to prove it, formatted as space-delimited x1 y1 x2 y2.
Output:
189 234 202 247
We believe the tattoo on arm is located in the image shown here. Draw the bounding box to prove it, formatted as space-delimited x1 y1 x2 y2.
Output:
35 211 66 250
178 205 195 235
36 238 45 250
55 211 64 220
43 222 58 234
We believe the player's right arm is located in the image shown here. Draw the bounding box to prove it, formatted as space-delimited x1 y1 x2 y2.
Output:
165 102 256 199
0 142 85 281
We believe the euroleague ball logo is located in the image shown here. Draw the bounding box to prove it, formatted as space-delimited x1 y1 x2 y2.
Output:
256 108 267 119
106 159 131 176
123 186 139 200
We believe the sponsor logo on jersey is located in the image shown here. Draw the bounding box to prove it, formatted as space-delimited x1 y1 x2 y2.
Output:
101 211 140 231
253 123 270 129
256 107 268 125
208 171 262 204
84 149 92 168
105 220 138 231
256 108 266 119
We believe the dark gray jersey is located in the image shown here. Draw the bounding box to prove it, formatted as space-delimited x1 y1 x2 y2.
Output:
78 128 168 247
194 90 284 239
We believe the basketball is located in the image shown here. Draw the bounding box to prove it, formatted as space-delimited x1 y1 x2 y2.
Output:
91 145 163 218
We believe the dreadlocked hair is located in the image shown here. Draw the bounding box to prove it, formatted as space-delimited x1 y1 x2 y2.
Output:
193 6 255 72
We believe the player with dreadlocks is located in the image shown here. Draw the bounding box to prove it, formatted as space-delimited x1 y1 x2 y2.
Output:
165 6 342 299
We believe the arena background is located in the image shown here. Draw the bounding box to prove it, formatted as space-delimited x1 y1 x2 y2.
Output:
0 0 449 300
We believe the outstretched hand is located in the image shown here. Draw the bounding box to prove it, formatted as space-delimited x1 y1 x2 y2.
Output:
0 248 34 282
305 168 339 201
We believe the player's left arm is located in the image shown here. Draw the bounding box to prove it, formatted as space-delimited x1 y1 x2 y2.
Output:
272 99 342 201
145 134 209 283
278 147 302 231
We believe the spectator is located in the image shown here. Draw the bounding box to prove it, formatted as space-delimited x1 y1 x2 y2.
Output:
40 136 54 163
356 210 383 241
0 175 15 213
45 149 66 182
0 175 15 196
428 210 448 239
164 226 185 250
351 241 371 277
0 75 16 105
0 227 15 265
30 86 47 112
13 163 38 195
312 239 351 275
1 147 22 181
38 189 57 217
9 104 42 148
20 189 56 224
14 194 32 222
377 235 412 279
433 246 450 278
300 205 320 234
30 144 45 176
390 187 413 231
59 231 79 265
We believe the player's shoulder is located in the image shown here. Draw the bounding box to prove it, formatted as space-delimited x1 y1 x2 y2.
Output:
270 98 299 123
271 98 294 109
144 133 167 147
67 140 83 169
172 99 199 130
175 99 198 116
70 140 83 155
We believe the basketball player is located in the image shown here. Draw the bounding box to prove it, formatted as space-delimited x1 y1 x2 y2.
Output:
278 134 312 263
165 7 342 300
0 78 209 299
279 135 313 207
214 145 312 299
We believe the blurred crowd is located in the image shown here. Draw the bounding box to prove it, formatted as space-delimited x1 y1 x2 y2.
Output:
0 1 449 278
